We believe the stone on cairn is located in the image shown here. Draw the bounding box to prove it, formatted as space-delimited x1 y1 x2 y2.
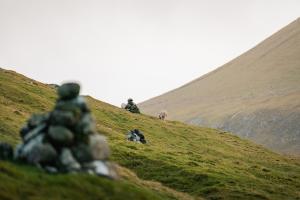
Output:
8 82 118 179
0 142 14 160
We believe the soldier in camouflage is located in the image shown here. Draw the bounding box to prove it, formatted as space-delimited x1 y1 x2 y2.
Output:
124 98 140 114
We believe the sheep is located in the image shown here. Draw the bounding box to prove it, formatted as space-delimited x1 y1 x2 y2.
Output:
158 111 167 120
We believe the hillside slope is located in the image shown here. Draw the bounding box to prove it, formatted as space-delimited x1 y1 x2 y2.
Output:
139 18 300 155
0 68 194 200
1 68 300 200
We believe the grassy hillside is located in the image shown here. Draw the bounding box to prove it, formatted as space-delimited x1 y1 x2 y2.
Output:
0 161 188 200
1 68 300 200
0 68 196 200
139 18 300 155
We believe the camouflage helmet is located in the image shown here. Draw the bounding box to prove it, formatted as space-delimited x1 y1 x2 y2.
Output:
128 98 133 102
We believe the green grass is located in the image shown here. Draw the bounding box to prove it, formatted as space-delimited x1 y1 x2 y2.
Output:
0 161 180 200
1 68 300 200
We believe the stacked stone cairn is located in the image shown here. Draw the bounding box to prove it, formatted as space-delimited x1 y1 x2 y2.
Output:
5 83 117 179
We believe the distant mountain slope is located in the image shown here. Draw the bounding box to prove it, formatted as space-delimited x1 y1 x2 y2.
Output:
139 18 300 155
1 68 300 200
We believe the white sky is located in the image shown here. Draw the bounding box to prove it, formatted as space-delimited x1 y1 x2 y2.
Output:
0 0 299 106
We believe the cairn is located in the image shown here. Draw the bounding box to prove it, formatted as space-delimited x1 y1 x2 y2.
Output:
2 83 117 179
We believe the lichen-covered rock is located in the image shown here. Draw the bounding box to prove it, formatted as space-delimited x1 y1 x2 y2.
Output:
83 161 119 179
0 142 13 160
71 143 93 163
19 114 49 139
89 134 110 160
57 83 80 100
27 114 49 128
50 110 78 127
26 143 57 165
55 96 89 113
23 124 46 143
20 125 31 139
59 148 81 171
74 114 96 140
48 126 74 146
17 134 44 161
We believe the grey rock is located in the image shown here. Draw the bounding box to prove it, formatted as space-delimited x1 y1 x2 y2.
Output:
71 134 110 163
56 96 89 114
83 161 118 179
50 110 78 127
89 134 110 160
71 143 93 163
26 143 57 165
60 148 81 171
44 166 58 173
15 134 57 165
18 134 44 160
55 101 82 120
14 143 23 160
76 96 90 113
48 126 74 146
74 114 96 138
57 83 80 100
20 125 31 139
0 142 13 160
91 161 109 176
27 113 49 128
23 124 46 143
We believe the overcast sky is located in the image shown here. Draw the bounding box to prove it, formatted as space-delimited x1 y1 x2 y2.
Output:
0 0 299 106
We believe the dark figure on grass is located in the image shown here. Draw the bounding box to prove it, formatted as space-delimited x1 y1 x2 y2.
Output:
124 98 140 114
127 129 147 144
